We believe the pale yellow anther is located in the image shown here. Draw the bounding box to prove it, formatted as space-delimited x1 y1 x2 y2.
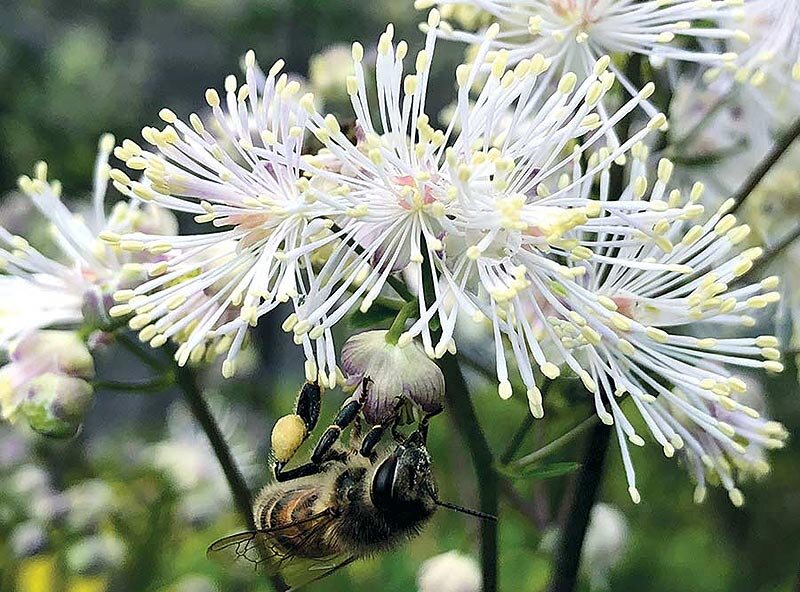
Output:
558 72 578 94
205 89 220 108
760 276 780 289
541 362 561 380
645 327 669 343
755 335 779 348
657 159 674 183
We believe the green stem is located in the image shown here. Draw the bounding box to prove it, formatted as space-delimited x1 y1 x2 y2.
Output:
385 298 418 345
546 422 612 592
94 377 173 393
172 359 289 592
440 355 499 592
738 223 800 283
115 332 169 371
730 115 800 214
511 415 599 470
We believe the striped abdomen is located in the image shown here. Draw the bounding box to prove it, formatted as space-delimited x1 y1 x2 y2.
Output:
256 487 337 559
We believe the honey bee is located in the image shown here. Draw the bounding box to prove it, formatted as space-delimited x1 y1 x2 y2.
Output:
208 378 494 590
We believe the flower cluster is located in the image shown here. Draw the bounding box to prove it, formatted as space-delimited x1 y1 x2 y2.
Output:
2 5 790 506
1 135 177 435
416 0 745 106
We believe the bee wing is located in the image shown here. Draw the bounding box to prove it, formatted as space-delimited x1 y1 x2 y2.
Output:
282 554 357 591
207 509 356 589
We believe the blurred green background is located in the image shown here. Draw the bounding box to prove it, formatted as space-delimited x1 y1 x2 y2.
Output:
1 1 799 591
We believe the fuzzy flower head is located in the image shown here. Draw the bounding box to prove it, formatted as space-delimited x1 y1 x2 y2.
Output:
520 144 785 503
708 0 800 88
292 12 665 383
109 52 348 379
421 52 676 415
1 135 177 348
419 0 744 103
658 375 787 507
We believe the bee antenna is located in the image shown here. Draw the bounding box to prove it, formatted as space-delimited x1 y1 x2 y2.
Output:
435 500 497 522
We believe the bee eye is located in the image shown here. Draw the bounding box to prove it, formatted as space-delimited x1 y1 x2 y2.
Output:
371 455 399 509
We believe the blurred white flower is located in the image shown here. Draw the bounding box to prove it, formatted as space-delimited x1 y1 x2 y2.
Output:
1 134 178 348
308 44 357 106
418 0 742 109
581 503 629 591
110 53 348 380
417 550 481 592
660 374 788 506
144 399 256 523
66 533 126 575
711 0 800 88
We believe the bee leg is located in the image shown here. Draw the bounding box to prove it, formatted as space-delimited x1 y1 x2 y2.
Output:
295 381 322 434
273 460 323 482
390 397 408 443
310 397 363 464
359 424 386 461
349 415 363 449
416 408 442 444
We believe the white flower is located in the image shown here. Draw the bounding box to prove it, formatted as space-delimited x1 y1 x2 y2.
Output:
659 374 787 507
419 0 743 107
581 503 629 591
295 12 664 376
711 0 800 88
109 53 348 379
417 550 481 592
538 146 784 503
422 63 677 415
1 135 177 348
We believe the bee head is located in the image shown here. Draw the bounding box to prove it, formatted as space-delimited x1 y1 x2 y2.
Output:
370 432 437 523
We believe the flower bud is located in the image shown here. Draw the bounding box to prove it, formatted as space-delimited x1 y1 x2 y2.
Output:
341 330 444 424
19 373 94 438
11 331 95 380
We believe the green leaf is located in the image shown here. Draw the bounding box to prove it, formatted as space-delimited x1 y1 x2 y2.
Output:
347 302 398 330
497 461 580 481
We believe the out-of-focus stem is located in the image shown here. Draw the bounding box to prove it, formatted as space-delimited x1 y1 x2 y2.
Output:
173 362 289 592
546 422 612 592
730 115 800 213
510 415 598 470
738 223 800 283
440 354 499 592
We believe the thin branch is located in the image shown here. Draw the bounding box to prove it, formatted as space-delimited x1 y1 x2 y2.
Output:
94 377 173 393
510 415 598 470
546 422 613 592
739 223 800 283
730 115 800 213
173 360 289 592
440 354 499 592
